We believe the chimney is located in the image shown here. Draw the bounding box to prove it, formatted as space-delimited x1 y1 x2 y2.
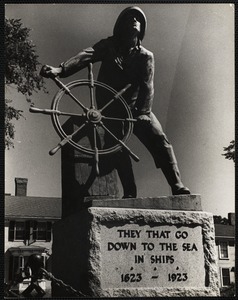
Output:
15 178 28 196
228 213 235 226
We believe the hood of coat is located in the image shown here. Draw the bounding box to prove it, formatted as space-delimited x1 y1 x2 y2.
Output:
113 6 147 42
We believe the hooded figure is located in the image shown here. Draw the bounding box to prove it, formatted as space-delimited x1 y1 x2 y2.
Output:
113 6 147 43
41 6 190 197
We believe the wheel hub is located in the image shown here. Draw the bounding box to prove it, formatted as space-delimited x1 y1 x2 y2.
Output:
87 109 102 123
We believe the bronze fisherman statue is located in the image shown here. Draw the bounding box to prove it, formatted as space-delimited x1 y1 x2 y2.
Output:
41 6 190 197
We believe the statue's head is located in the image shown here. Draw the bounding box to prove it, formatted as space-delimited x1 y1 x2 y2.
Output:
113 6 147 42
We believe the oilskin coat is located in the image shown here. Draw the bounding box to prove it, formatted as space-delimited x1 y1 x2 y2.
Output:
60 36 179 197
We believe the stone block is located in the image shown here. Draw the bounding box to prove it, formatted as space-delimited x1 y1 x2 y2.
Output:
52 196 220 297
61 117 119 218
85 194 202 211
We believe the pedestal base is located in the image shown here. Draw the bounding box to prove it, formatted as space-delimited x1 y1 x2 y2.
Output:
52 195 220 297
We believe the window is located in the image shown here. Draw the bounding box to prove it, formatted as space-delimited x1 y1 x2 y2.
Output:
219 241 229 259
221 268 230 286
37 222 47 240
8 221 52 242
34 222 46 240
33 221 52 241
15 222 25 240
9 221 26 241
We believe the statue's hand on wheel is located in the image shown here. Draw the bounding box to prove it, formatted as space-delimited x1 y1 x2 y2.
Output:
40 65 62 78
137 114 151 124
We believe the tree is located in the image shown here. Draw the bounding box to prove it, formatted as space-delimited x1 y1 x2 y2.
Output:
5 18 47 149
222 140 235 163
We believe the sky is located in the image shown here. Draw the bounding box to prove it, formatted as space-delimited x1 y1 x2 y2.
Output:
5 3 235 217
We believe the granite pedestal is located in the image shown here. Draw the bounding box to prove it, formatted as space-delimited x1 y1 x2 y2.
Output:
52 195 220 297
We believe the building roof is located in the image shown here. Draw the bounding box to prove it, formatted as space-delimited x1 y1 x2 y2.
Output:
215 223 235 238
5 196 62 220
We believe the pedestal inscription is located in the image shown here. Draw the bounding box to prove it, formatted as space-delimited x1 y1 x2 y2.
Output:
52 197 220 297
101 224 205 288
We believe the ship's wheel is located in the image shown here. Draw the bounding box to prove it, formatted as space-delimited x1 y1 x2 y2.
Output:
30 63 139 174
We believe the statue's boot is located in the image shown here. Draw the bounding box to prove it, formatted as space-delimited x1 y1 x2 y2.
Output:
161 162 190 195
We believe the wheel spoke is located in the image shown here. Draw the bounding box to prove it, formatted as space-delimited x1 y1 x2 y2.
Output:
30 107 86 118
53 77 89 112
93 125 100 175
101 116 137 122
49 122 88 155
67 91 89 113
59 111 85 118
99 84 131 113
88 63 95 109
99 121 139 162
